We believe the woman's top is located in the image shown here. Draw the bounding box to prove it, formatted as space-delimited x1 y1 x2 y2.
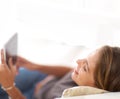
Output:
34 71 77 99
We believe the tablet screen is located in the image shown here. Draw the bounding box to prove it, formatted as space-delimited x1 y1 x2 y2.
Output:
4 33 18 66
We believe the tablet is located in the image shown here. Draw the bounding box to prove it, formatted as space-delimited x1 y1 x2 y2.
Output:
4 33 18 66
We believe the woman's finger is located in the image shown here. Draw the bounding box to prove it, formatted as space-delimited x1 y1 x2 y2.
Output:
9 58 17 76
8 58 14 70
1 49 6 64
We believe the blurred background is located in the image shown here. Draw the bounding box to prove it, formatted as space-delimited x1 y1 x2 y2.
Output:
0 0 120 65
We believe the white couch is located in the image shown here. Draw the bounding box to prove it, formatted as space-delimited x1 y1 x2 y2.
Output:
18 38 88 66
56 92 120 99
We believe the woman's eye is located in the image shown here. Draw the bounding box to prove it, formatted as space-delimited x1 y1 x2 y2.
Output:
83 66 87 72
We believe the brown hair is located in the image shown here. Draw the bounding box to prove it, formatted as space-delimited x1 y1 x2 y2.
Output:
94 45 120 92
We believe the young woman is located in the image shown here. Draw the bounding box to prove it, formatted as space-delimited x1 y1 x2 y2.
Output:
0 45 120 99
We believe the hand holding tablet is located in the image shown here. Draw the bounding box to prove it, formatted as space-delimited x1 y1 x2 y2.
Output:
4 33 18 66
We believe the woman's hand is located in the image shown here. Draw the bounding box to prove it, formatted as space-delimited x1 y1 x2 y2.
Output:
16 56 37 70
0 49 16 88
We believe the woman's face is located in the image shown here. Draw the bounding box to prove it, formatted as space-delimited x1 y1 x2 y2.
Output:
72 49 100 87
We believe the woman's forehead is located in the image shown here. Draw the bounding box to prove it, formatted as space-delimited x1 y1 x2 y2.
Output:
88 49 99 58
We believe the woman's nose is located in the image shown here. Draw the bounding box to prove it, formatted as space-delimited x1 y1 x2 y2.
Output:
76 59 84 64
76 59 85 65
76 59 81 64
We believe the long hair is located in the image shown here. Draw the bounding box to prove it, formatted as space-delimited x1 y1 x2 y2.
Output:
94 45 120 91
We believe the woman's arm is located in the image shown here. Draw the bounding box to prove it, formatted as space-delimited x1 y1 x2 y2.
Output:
34 64 73 77
5 86 26 99
16 56 73 77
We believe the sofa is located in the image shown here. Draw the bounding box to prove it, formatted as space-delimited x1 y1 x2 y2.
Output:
56 92 120 99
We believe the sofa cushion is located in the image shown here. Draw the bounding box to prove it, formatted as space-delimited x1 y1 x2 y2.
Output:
62 86 108 98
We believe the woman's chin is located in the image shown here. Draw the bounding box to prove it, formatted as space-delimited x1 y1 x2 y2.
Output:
71 71 81 86
71 72 77 81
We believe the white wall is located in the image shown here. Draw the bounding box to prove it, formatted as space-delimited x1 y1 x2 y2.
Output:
1 0 120 48
0 0 16 48
16 0 120 48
